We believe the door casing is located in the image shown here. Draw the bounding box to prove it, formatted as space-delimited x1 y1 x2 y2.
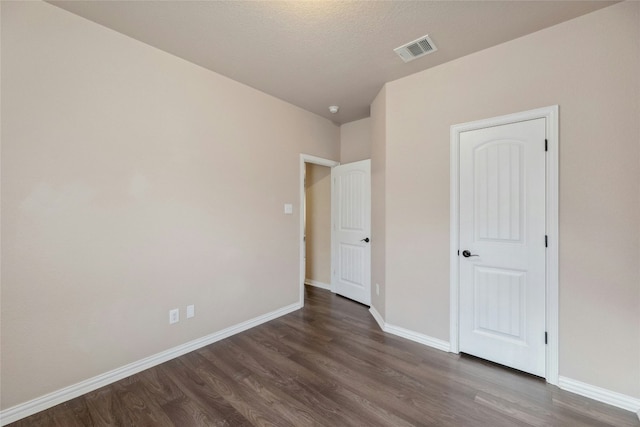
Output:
450 106 559 385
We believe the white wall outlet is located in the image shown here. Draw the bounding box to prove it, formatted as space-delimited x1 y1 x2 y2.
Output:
186 304 195 319
284 203 293 214
376 283 380 296
169 308 179 324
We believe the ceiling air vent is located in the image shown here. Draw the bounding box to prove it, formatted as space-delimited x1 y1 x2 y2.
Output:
394 35 437 63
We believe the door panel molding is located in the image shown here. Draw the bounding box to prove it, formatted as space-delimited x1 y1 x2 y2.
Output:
450 106 559 385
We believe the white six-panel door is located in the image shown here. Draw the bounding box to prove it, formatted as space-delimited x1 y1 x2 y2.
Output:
459 118 546 376
332 160 371 305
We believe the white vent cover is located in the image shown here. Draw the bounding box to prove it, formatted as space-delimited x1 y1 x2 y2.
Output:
394 35 437 63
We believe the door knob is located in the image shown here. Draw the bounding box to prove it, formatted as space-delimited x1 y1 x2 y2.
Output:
361 237 370 243
462 250 479 257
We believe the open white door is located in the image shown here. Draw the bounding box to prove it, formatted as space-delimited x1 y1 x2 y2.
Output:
331 160 371 305
458 118 546 377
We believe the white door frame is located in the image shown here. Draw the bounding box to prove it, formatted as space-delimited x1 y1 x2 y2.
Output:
299 154 340 307
449 106 559 385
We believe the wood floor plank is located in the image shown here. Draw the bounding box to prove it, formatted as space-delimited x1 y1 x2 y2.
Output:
160 397 234 427
195 345 320 427
82 386 123 426
49 399 94 427
178 350 297 427
158 357 251 426
205 340 351 426
7 285 639 426
281 336 447 425
137 365 186 406
111 379 175 426
234 331 418 427
270 319 496 424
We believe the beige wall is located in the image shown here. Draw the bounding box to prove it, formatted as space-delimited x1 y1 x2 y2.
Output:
370 87 387 317
340 117 371 164
304 163 331 285
0 1 339 409
380 1 639 397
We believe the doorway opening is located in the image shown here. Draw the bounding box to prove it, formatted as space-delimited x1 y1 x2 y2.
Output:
299 155 339 307
304 162 333 291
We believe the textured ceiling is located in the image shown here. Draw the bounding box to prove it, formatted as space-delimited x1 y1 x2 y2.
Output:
48 1 616 124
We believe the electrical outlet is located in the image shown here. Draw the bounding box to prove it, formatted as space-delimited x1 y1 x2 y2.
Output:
376 283 380 296
186 304 195 319
169 308 179 324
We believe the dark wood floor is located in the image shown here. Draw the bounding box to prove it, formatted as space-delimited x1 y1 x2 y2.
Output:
9 286 639 426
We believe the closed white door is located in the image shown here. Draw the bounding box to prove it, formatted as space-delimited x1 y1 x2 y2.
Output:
459 118 546 376
332 160 371 305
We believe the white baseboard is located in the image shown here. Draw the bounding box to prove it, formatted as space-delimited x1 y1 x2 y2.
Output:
384 323 451 352
368 306 451 353
558 376 640 414
369 306 385 331
0 302 301 426
304 279 331 290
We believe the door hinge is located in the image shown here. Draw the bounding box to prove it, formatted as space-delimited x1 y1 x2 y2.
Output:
545 332 548 344
545 235 548 248
545 139 548 152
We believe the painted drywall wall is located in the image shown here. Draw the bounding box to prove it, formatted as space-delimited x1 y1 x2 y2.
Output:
1 1 339 409
380 1 639 397
304 163 331 285
340 118 371 164
370 87 387 317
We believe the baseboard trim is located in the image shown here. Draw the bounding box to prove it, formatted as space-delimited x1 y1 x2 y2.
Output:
368 306 385 331
304 279 331 291
558 376 640 413
368 307 451 353
0 302 301 426
384 323 451 352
